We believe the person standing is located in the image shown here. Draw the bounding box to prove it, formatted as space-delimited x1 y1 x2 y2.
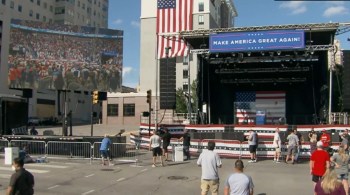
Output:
340 129 350 151
293 129 303 163
100 134 113 166
320 130 331 150
308 128 318 154
285 130 299 164
161 127 172 162
273 128 282 163
179 129 191 161
224 159 254 195
314 168 346 195
246 129 258 163
149 130 163 167
6 157 35 195
197 141 222 195
310 141 330 185
330 146 349 195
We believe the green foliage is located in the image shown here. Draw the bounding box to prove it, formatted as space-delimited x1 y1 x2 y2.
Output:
175 80 198 113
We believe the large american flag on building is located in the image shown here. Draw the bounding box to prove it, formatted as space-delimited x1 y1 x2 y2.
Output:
235 91 286 124
157 0 193 59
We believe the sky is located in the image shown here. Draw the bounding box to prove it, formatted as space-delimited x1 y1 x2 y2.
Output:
108 0 350 88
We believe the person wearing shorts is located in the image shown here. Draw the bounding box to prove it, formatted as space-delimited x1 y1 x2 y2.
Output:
310 141 330 186
247 129 257 163
161 128 172 161
331 145 349 195
285 130 299 164
273 128 282 163
149 130 163 167
100 134 113 166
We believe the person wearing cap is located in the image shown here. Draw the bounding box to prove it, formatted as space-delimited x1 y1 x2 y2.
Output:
310 141 330 185
224 160 254 195
320 130 331 149
197 141 222 195
100 134 113 166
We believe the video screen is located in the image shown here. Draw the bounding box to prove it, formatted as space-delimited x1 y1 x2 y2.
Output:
8 19 123 92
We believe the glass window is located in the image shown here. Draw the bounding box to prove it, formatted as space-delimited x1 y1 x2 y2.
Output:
29 10 33 17
50 5 53 12
77 0 80 7
198 2 204 12
43 16 46 22
10 1 14 8
30 0 33 2
18 5 22 12
107 104 118 116
183 69 188 79
43 2 47 9
37 0 40 6
2 0 6 5
82 3 85 9
183 82 189 91
123 104 135 117
183 55 189 65
198 15 204 25
36 13 40 20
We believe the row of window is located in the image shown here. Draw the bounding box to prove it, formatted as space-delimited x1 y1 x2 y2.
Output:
107 104 135 117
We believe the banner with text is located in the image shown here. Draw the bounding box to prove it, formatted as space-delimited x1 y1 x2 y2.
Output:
209 30 305 53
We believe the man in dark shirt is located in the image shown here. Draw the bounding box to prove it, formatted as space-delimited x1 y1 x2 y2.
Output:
7 157 34 195
179 129 191 160
161 127 172 161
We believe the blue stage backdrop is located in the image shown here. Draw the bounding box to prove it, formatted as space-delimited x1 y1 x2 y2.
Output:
209 30 305 53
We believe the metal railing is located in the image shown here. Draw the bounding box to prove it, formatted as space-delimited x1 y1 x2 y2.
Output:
331 112 349 124
140 112 198 124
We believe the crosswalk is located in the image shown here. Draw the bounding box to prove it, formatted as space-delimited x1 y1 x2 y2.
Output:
0 163 70 179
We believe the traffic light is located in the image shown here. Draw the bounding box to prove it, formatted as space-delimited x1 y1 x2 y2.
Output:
92 91 99 104
146 90 152 104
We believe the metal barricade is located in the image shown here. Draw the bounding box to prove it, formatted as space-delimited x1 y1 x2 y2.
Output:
9 140 46 157
93 142 139 165
47 141 92 160
0 139 9 154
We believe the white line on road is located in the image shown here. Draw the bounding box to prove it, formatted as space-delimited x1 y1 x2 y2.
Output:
81 190 95 195
48 185 60 190
0 167 49 174
140 168 148 172
85 174 95 178
116 177 125 182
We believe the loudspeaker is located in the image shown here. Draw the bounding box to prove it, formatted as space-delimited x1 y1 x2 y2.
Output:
22 89 33 98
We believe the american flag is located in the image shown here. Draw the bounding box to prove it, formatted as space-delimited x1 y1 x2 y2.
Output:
235 91 286 124
157 0 193 59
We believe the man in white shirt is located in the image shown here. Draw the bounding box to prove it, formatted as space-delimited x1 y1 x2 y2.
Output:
149 130 163 167
273 128 282 163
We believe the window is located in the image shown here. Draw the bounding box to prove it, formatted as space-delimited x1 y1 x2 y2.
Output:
55 7 65 14
183 82 189 91
18 5 22 12
123 104 135 117
10 1 14 8
82 3 85 9
2 0 5 5
198 15 204 25
29 10 33 17
107 104 118 116
43 2 47 9
37 0 40 6
30 0 33 2
77 0 80 7
198 2 204 12
183 55 189 65
43 16 46 22
50 5 53 12
36 13 40 20
183 69 188 79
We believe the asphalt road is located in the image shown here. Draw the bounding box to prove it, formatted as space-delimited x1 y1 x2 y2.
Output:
0 153 314 195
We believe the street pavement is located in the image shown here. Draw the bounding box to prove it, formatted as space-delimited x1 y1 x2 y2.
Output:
0 153 314 195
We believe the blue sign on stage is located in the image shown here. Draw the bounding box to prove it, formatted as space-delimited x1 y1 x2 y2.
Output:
209 30 305 53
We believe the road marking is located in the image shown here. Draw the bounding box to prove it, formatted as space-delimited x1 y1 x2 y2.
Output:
116 177 125 182
0 173 11 179
26 164 68 169
140 168 148 172
0 167 49 174
48 185 60 190
85 174 95 178
82 190 95 195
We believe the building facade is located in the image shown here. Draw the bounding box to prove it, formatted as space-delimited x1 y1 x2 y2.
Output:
1 0 108 28
105 0 237 125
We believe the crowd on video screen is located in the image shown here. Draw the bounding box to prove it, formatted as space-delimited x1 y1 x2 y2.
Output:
8 20 123 92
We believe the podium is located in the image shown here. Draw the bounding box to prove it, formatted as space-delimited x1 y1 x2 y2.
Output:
174 147 184 162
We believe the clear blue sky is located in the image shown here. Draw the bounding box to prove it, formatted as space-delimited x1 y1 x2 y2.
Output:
108 0 350 88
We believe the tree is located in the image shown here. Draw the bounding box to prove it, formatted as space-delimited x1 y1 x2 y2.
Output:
175 80 198 113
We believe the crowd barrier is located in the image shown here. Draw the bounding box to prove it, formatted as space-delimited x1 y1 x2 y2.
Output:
0 140 140 165
130 133 342 159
